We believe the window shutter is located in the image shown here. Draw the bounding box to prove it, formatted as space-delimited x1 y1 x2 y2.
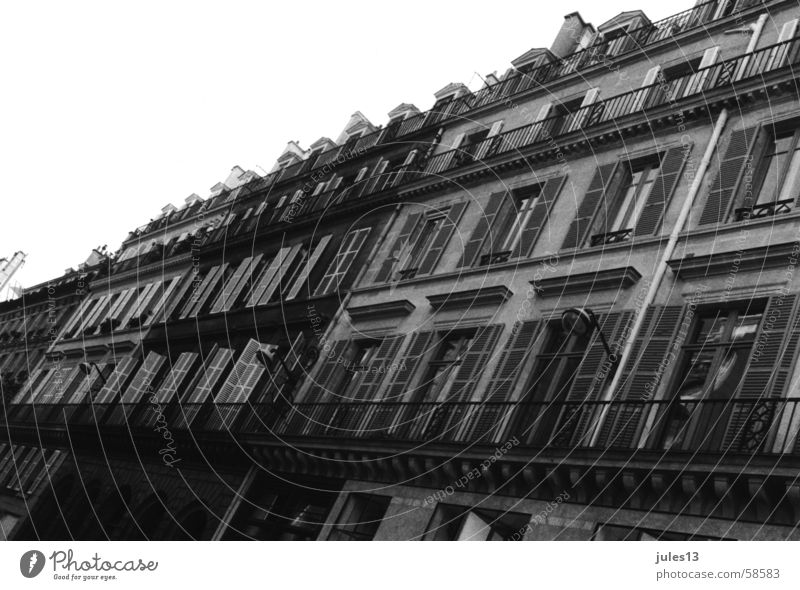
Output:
255 244 303 305
684 46 719 95
561 163 619 249
213 340 264 405
417 201 468 276
767 18 799 70
352 335 406 401
143 276 181 326
511 175 567 259
631 65 662 111
178 347 235 428
180 265 222 318
315 228 371 295
566 88 601 133
598 305 686 447
458 191 509 267
151 352 200 405
725 294 799 451
94 357 140 404
355 166 369 183
374 212 422 283
634 145 692 236
246 250 284 307
468 321 542 439
530 102 554 141
383 331 435 403
557 312 633 446
303 340 350 404
188 264 230 318
698 126 761 225
105 352 167 424
286 235 333 300
210 257 253 314
450 133 466 150
474 121 505 159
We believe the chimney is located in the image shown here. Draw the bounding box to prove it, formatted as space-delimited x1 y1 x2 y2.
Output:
550 12 594 58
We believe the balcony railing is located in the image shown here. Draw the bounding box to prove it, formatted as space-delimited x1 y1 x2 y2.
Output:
590 228 633 246
734 198 794 221
189 33 800 248
4 397 800 457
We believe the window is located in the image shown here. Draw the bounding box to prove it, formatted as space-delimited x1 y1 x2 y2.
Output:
315 228 371 295
660 304 764 450
334 340 381 400
593 523 728 541
399 214 446 279
327 494 391 541
490 184 544 258
590 154 662 245
737 125 800 220
416 332 475 403
423 504 530 541
512 321 591 445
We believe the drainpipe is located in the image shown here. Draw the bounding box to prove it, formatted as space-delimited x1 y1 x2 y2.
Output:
595 108 729 430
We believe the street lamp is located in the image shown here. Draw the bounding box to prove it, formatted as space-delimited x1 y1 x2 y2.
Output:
561 307 617 366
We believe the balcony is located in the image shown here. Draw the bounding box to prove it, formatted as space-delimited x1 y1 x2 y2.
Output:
590 229 633 246
4 397 800 458
734 198 794 222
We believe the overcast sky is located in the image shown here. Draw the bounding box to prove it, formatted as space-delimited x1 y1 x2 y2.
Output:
0 0 676 292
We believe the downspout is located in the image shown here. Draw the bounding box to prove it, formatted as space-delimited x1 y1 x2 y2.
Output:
593 108 729 440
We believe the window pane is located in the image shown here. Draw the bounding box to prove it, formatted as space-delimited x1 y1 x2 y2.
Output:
731 313 761 341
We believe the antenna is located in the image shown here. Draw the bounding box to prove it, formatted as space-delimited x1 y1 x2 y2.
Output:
0 252 25 296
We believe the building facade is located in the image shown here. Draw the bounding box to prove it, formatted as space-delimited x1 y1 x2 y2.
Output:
2 0 800 541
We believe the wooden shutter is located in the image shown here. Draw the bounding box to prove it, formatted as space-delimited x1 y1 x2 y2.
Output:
557 312 633 446
256 244 303 305
144 274 186 326
598 306 686 447
286 235 333 300
698 126 761 225
314 228 371 295
634 146 691 236
474 121 505 159
562 163 620 249
119 352 166 404
374 212 422 283
458 191 509 267
530 102 553 142
152 352 200 404
726 295 800 451
94 357 140 404
210 257 254 314
246 250 285 307
303 340 350 404
417 201 468 275
631 65 662 112
352 335 406 401
766 18 799 71
180 265 222 318
383 331 435 402
179 346 235 428
190 264 230 317
158 271 197 324
468 321 542 439
684 46 720 95
511 175 567 259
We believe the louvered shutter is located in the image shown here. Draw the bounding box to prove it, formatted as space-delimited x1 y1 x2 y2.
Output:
286 235 333 300
159 271 197 323
246 250 284 307
210 257 254 314
209 340 267 430
631 65 662 112
352 335 405 401
25 450 65 496
556 312 633 446
566 87 600 133
634 146 691 236
256 244 304 305
302 340 350 404
767 18 799 71
144 274 185 326
132 281 164 325
530 102 554 142
598 305 686 448
179 266 221 318
417 201 468 276
152 352 200 404
374 212 422 283
684 46 720 95
179 347 235 428
512 175 567 258
190 263 230 317
469 321 543 439
107 351 167 424
698 126 761 225
314 228 371 295
474 121 505 159
94 357 140 404
726 295 799 451
458 192 509 267
562 163 620 249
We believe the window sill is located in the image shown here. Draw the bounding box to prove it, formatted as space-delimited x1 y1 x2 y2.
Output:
681 209 800 243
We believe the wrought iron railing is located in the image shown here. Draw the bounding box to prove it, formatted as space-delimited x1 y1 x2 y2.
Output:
734 198 794 221
4 397 800 457
590 229 634 246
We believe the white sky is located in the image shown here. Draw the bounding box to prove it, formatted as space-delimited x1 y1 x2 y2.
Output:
0 0 676 291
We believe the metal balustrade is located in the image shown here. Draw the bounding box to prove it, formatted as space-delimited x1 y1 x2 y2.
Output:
163 31 800 249
4 397 800 457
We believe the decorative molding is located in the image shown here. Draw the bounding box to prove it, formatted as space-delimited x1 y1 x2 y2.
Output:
668 242 799 280
346 300 415 322
427 286 513 311
533 266 641 297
